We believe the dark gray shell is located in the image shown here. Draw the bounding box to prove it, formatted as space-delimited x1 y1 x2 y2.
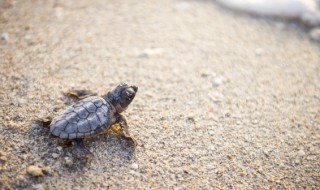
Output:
50 96 112 139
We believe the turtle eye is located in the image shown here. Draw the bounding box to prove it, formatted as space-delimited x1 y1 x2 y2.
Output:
126 91 134 100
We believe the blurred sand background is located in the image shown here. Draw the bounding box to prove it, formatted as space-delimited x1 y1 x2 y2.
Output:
0 0 319 189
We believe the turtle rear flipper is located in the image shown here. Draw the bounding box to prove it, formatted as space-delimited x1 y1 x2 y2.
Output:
72 139 93 159
34 116 53 128
64 89 97 100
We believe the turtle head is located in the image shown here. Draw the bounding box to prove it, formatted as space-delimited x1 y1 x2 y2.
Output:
105 83 138 113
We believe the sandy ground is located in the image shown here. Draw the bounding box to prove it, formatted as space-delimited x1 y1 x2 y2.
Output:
0 0 320 189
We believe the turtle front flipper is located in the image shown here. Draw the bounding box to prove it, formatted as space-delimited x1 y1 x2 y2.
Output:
114 114 137 147
72 139 93 159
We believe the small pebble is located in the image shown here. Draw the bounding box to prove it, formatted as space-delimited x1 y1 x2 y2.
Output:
0 156 8 162
200 70 216 78
200 72 209 78
139 48 163 57
163 124 170 129
42 166 52 175
57 146 63 151
128 170 141 176
27 166 43 177
131 163 139 170
17 98 26 105
187 114 196 123
31 124 41 130
207 164 214 170
274 176 281 183
24 34 32 41
16 175 25 181
214 167 225 175
0 33 8 41
255 48 263 56
52 153 59 159
297 149 305 157
65 157 73 167
32 184 43 189
145 91 155 98
212 76 224 87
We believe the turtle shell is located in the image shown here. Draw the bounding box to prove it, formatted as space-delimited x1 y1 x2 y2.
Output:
50 96 112 139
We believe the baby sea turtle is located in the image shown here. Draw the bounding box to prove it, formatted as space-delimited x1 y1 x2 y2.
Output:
50 83 138 158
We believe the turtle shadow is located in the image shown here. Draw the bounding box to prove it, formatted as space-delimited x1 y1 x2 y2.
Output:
28 121 136 172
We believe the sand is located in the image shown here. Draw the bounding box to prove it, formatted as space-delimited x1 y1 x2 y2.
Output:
0 0 319 189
